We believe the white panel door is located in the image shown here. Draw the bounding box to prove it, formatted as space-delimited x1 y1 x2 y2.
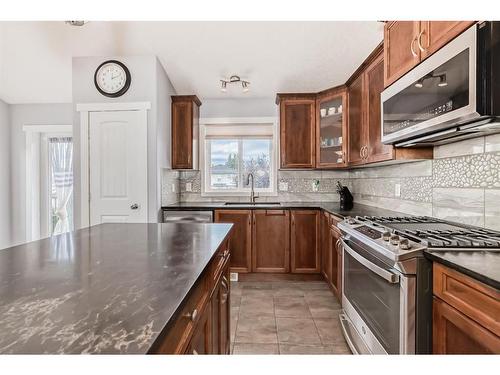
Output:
89 110 147 225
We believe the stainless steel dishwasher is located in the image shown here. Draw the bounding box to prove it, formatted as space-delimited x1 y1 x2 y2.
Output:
163 210 214 223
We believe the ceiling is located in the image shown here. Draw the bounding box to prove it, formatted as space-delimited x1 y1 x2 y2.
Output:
0 21 384 104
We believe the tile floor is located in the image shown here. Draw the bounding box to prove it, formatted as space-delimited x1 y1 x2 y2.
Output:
230 280 352 355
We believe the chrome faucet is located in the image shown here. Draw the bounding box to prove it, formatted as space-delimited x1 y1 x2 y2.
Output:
246 173 257 203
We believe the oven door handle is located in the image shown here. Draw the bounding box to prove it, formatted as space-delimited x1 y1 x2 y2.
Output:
341 238 400 284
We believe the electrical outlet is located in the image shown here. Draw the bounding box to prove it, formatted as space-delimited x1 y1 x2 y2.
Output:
395 183 401 197
186 182 192 192
279 181 288 191
312 179 320 192
230 272 238 282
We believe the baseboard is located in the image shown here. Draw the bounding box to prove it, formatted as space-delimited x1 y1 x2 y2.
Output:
236 273 324 282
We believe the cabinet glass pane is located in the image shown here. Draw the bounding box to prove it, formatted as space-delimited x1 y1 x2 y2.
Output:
319 96 344 165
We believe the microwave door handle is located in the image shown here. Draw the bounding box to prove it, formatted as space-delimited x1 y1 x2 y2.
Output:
341 239 400 283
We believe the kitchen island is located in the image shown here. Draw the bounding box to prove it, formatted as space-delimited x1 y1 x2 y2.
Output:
0 223 232 354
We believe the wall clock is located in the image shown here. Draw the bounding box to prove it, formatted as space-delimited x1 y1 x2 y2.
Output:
94 60 131 98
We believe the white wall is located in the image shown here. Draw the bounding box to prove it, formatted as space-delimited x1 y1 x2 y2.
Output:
9 103 73 245
0 99 11 249
72 55 176 225
200 98 276 118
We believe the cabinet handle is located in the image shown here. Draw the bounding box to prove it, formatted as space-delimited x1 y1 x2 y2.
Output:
410 35 418 57
417 29 426 52
184 308 198 322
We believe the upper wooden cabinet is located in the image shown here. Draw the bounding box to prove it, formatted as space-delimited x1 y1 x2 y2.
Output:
316 87 348 168
290 210 320 273
384 21 475 87
171 95 201 169
252 210 290 273
277 94 316 169
214 210 252 273
348 46 433 165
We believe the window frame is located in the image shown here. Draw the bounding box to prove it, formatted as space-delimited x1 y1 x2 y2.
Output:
200 117 278 197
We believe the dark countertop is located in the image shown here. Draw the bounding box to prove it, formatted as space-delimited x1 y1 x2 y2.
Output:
425 251 500 290
0 223 232 354
162 202 500 289
162 201 407 220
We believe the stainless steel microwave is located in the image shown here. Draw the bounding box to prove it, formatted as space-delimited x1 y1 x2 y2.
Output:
381 22 500 147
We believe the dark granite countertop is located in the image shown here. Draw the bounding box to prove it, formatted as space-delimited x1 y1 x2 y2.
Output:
424 251 500 290
162 202 406 220
0 223 232 354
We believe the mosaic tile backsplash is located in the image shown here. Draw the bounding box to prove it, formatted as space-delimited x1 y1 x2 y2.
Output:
162 134 500 231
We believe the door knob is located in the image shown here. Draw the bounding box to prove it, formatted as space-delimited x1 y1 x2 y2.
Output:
130 204 139 210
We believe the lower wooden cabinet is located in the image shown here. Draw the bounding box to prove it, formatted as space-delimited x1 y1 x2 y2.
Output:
330 223 342 300
252 210 290 273
291 210 320 273
320 211 332 281
152 238 231 355
433 297 500 354
432 263 500 354
186 303 212 355
215 210 252 273
320 212 342 299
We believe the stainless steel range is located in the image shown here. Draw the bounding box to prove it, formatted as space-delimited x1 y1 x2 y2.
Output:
337 215 500 355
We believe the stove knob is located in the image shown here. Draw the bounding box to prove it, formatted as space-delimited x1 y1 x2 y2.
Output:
346 216 356 225
390 235 400 245
399 238 411 250
382 231 391 241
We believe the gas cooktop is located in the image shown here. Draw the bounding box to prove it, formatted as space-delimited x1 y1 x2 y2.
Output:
356 216 500 249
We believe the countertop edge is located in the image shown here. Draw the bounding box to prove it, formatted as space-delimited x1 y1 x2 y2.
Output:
146 224 233 354
424 251 500 290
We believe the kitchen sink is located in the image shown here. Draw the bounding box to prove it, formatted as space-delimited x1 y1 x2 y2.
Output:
224 202 281 206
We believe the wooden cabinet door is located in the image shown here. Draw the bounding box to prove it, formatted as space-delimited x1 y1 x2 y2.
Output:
433 298 500 354
347 74 367 165
419 21 475 60
316 89 347 168
330 225 342 300
365 52 394 164
290 210 320 273
252 210 290 273
186 304 212 355
320 211 331 283
215 210 252 273
172 100 193 169
280 99 316 168
384 21 420 87
219 266 230 355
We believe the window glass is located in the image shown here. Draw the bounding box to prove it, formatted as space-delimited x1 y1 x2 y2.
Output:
209 139 239 190
242 139 271 189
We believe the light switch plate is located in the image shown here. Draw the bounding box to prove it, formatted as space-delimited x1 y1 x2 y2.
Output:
186 182 192 192
395 183 401 197
171 183 176 193
279 181 289 191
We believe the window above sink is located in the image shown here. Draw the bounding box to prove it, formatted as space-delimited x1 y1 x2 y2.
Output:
200 118 278 197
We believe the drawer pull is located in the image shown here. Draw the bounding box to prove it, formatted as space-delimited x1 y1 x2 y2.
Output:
184 308 198 322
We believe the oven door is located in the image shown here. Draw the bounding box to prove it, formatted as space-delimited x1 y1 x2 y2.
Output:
340 238 415 354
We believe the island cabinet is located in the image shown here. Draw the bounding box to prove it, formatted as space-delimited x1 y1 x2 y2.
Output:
277 94 316 169
252 210 290 273
291 210 320 273
215 210 252 273
152 238 231 355
432 263 500 354
171 95 201 169
384 21 475 87
347 46 433 166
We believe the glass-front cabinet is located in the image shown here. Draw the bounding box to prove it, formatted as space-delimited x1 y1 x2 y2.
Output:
316 89 347 168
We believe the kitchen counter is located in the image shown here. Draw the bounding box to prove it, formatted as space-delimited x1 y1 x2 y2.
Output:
162 201 407 220
425 250 500 290
0 223 232 354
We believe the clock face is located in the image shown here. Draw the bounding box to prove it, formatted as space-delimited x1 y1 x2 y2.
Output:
94 60 131 97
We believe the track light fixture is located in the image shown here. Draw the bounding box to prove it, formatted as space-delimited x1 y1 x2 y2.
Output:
220 75 250 93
